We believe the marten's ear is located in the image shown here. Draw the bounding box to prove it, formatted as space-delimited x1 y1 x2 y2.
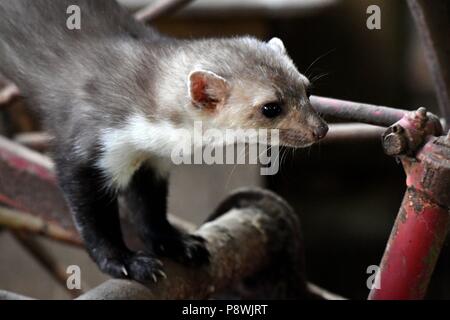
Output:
188 70 230 110
268 37 286 55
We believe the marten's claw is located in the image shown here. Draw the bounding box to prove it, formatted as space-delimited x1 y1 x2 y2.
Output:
97 251 167 283
125 252 166 283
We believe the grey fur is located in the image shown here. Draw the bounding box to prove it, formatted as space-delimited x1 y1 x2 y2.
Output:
0 0 325 169
0 0 328 281
0 0 162 161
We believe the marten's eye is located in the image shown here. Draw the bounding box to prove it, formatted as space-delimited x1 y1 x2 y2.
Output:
261 103 282 119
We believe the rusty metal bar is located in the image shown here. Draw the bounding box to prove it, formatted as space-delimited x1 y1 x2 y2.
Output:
0 135 81 244
311 96 410 127
134 0 194 22
369 186 449 299
311 96 443 134
0 206 81 245
369 118 450 299
407 0 450 128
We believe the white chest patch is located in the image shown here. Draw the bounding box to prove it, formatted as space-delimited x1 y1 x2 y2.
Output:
97 113 187 189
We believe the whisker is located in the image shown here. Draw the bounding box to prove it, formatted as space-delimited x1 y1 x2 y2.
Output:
304 48 336 78
310 72 330 84
225 142 251 189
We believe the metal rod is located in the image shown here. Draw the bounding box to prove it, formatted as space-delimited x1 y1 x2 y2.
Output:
407 0 450 128
311 96 408 127
134 0 194 22
323 123 385 143
0 206 81 245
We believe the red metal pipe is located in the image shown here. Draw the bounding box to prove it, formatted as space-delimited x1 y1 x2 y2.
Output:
0 136 140 247
369 134 450 299
368 188 449 299
310 96 407 127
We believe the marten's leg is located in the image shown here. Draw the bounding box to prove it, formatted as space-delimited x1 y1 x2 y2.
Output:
124 165 209 266
56 158 164 282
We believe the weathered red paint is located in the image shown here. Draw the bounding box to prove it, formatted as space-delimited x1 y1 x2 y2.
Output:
0 136 141 248
369 135 450 299
310 96 444 134
310 96 407 127
0 145 56 183
368 188 449 299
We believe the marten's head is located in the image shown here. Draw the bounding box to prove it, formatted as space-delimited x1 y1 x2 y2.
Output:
184 36 328 148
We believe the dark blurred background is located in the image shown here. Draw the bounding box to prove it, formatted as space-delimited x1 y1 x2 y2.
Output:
1 0 448 299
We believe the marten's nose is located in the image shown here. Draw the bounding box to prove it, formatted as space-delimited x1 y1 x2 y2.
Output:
312 123 328 140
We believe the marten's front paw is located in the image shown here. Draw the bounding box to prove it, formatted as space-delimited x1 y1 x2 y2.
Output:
153 234 210 267
98 251 166 283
